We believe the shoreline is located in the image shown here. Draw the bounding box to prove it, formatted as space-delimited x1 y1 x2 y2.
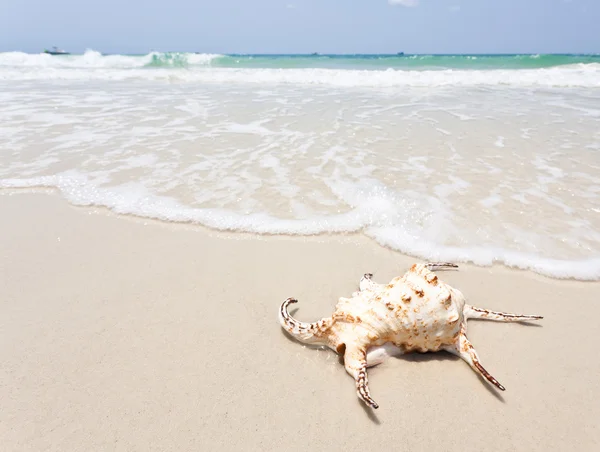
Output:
1 192 599 450
1 188 597 283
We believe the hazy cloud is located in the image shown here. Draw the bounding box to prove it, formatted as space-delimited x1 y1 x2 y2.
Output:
388 0 420 7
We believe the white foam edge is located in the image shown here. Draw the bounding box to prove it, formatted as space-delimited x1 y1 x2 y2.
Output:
0 50 223 69
2 173 599 281
1 64 600 88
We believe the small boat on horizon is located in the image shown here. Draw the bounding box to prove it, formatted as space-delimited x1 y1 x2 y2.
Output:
43 46 70 55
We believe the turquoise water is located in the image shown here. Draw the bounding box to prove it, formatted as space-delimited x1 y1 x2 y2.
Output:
146 53 600 70
2 50 598 86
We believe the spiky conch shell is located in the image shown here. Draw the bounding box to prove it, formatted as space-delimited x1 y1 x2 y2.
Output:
279 263 543 409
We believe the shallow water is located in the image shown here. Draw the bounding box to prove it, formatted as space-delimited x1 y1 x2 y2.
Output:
1 52 599 279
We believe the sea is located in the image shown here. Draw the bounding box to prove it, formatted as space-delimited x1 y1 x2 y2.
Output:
1 51 599 279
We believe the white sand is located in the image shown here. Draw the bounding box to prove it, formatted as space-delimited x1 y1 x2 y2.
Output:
1 193 599 451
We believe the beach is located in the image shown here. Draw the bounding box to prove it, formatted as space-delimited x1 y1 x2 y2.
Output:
1 193 599 451
1 51 600 450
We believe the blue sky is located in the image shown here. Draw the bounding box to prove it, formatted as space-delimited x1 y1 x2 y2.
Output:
1 0 598 54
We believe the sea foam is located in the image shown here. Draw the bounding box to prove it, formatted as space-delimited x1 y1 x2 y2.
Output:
1 56 599 281
1 50 600 87
0 50 222 69
2 171 599 281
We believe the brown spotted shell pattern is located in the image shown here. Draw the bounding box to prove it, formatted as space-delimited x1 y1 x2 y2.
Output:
279 263 543 409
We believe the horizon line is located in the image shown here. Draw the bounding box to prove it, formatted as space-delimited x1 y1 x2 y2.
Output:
3 50 599 56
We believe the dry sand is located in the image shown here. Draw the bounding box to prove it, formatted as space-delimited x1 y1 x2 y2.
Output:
1 193 599 451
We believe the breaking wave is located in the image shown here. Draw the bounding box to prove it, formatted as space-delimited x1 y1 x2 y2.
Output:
1 52 599 88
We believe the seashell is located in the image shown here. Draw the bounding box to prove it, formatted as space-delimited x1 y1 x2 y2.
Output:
279 263 543 409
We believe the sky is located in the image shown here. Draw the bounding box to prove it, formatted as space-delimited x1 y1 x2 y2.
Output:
0 0 598 54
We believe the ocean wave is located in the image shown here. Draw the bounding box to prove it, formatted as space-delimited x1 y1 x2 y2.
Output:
0 50 223 69
2 51 600 72
1 63 600 87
